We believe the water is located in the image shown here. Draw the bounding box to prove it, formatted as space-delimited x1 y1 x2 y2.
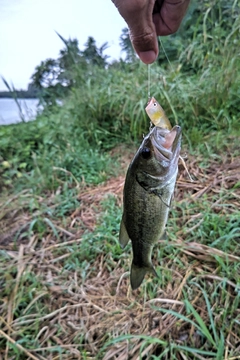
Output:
0 98 40 125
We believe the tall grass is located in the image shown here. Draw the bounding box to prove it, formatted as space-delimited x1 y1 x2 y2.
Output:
1 77 26 122
1 0 239 192
62 0 240 141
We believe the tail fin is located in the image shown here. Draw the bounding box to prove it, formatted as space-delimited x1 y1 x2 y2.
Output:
130 262 158 290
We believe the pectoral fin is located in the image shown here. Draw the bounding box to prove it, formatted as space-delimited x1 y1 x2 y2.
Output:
136 171 160 191
119 219 130 249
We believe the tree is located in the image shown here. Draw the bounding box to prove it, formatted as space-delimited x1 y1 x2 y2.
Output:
30 58 63 105
57 35 86 87
81 36 109 67
119 28 136 63
29 34 110 105
31 59 59 89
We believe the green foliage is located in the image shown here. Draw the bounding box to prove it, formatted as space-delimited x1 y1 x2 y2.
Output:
30 34 110 105
119 27 137 63
1 0 240 192
0 104 119 191
1 77 26 122
82 36 109 66
180 0 240 69
25 0 239 144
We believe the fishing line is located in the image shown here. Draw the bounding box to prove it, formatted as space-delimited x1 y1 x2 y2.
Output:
158 37 174 71
147 38 173 99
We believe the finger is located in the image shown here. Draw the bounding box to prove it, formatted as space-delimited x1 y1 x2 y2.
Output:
153 0 190 35
112 0 159 64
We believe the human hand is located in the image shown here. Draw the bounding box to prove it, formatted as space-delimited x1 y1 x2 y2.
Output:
112 0 190 64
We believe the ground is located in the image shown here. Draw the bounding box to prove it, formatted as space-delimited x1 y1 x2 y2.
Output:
0 142 240 359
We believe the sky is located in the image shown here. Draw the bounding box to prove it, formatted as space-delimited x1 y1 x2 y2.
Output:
0 0 127 90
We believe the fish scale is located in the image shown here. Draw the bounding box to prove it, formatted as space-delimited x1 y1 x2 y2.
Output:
119 123 181 290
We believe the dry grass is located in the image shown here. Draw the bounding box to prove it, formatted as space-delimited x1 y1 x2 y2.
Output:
0 142 240 359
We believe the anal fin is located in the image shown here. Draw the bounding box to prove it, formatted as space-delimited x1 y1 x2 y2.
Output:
119 219 130 249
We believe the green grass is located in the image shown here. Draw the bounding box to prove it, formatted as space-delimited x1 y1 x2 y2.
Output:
0 107 121 193
1 120 240 358
1 149 239 358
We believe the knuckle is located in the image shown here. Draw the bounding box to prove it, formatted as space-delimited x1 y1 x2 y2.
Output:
130 32 155 50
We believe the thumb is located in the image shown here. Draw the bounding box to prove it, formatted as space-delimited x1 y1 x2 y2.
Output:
113 0 158 64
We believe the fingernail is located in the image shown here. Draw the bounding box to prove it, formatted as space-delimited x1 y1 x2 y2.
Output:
138 50 157 64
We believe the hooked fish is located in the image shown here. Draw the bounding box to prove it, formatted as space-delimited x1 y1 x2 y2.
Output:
145 97 172 130
146 96 193 182
119 124 182 290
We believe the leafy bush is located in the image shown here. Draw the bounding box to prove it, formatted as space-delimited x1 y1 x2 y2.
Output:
1 0 239 192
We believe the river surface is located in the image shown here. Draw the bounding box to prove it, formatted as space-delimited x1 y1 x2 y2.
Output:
0 98 39 125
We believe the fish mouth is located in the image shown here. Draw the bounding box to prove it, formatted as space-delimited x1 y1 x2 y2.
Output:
151 125 182 161
145 97 157 115
146 96 154 106
145 97 154 108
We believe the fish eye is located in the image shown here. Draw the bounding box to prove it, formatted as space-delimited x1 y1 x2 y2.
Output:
141 147 151 159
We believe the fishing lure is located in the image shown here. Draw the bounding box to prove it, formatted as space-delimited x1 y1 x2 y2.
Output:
145 97 172 130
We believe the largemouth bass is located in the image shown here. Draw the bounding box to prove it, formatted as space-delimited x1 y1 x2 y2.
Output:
119 125 181 290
